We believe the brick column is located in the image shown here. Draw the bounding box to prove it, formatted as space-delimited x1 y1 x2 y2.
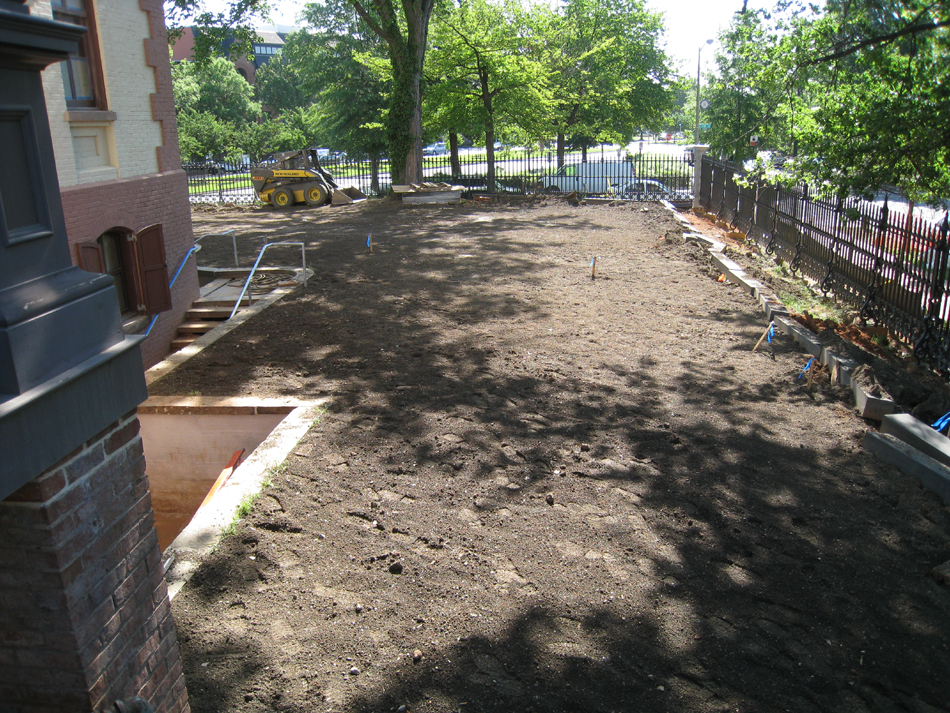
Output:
0 413 189 713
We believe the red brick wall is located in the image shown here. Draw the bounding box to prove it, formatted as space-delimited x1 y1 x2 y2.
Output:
0 412 189 713
169 27 195 63
140 0 181 173
61 170 198 370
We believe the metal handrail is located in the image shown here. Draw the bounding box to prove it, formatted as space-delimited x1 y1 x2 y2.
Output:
229 241 308 319
195 229 238 267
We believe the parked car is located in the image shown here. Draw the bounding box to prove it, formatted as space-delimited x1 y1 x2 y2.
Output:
544 160 636 194
206 156 249 174
424 141 447 155
620 179 688 201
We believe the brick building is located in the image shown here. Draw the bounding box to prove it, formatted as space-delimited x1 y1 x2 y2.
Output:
0 0 192 709
170 26 285 85
35 0 199 369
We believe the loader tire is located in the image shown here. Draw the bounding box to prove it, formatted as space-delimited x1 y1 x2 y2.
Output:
304 183 329 207
272 186 294 209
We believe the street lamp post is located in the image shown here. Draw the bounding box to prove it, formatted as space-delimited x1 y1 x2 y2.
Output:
695 39 713 145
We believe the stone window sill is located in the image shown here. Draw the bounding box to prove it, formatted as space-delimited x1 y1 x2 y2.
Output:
122 313 150 335
65 110 117 123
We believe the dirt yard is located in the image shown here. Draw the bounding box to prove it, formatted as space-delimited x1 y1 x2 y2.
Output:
153 198 950 713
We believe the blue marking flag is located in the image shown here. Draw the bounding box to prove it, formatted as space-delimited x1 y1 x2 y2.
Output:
590 257 596 267
367 234 372 248
932 411 950 431
767 323 774 344
798 357 814 379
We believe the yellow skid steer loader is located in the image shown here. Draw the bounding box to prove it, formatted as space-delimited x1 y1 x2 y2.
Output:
251 149 367 208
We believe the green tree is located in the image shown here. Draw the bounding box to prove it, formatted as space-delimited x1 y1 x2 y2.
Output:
704 0 950 202
786 0 950 202
426 0 551 190
345 0 436 184
172 57 262 124
294 3 390 190
255 50 311 116
175 110 238 162
704 9 784 163
542 0 674 166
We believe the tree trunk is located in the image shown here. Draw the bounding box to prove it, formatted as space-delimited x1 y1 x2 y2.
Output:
388 45 425 184
556 132 565 168
479 66 496 194
370 157 380 194
350 0 434 186
449 132 461 176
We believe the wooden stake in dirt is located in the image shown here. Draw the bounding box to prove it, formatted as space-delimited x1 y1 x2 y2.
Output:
366 233 373 253
590 256 597 280
798 357 814 383
752 322 774 352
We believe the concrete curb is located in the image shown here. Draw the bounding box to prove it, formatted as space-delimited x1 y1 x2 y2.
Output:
163 398 329 600
669 204 950 498
882 414 950 469
863 431 950 505
679 208 898 419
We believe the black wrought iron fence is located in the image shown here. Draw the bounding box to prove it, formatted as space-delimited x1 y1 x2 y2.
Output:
184 148 693 205
699 156 950 373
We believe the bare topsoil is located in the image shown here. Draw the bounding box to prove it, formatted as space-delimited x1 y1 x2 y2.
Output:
154 199 950 713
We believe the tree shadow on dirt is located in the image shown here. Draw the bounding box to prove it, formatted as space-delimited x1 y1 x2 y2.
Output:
171 204 950 713
175 349 950 713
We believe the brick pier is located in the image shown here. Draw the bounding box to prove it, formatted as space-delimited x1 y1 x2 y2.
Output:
0 414 188 712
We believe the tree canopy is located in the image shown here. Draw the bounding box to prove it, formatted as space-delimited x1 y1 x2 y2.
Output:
703 0 950 203
426 0 551 186
543 0 673 162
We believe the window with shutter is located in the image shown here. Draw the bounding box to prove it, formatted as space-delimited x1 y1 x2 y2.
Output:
132 224 172 315
77 225 172 316
76 239 104 273
79 232 130 312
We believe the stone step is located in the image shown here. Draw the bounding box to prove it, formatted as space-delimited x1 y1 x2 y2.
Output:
177 321 221 334
170 337 196 351
193 297 253 309
185 307 231 320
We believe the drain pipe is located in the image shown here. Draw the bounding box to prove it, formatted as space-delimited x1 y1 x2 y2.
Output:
229 241 307 320
144 244 201 338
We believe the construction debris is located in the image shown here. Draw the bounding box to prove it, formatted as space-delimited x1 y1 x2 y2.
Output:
392 182 463 204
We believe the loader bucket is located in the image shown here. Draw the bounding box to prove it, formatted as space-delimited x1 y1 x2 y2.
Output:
331 186 368 205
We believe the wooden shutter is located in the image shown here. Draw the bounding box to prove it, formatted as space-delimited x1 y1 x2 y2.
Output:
76 240 105 273
132 223 172 315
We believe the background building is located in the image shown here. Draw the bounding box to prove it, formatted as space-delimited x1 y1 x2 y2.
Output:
170 26 286 84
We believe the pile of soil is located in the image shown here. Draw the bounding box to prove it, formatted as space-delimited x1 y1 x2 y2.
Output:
157 199 950 713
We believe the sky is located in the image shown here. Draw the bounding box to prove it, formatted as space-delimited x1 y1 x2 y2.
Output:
190 0 772 72
645 0 771 69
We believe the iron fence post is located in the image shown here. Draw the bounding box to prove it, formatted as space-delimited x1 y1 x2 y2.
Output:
821 197 842 293
914 212 950 360
691 146 709 210
861 197 889 320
